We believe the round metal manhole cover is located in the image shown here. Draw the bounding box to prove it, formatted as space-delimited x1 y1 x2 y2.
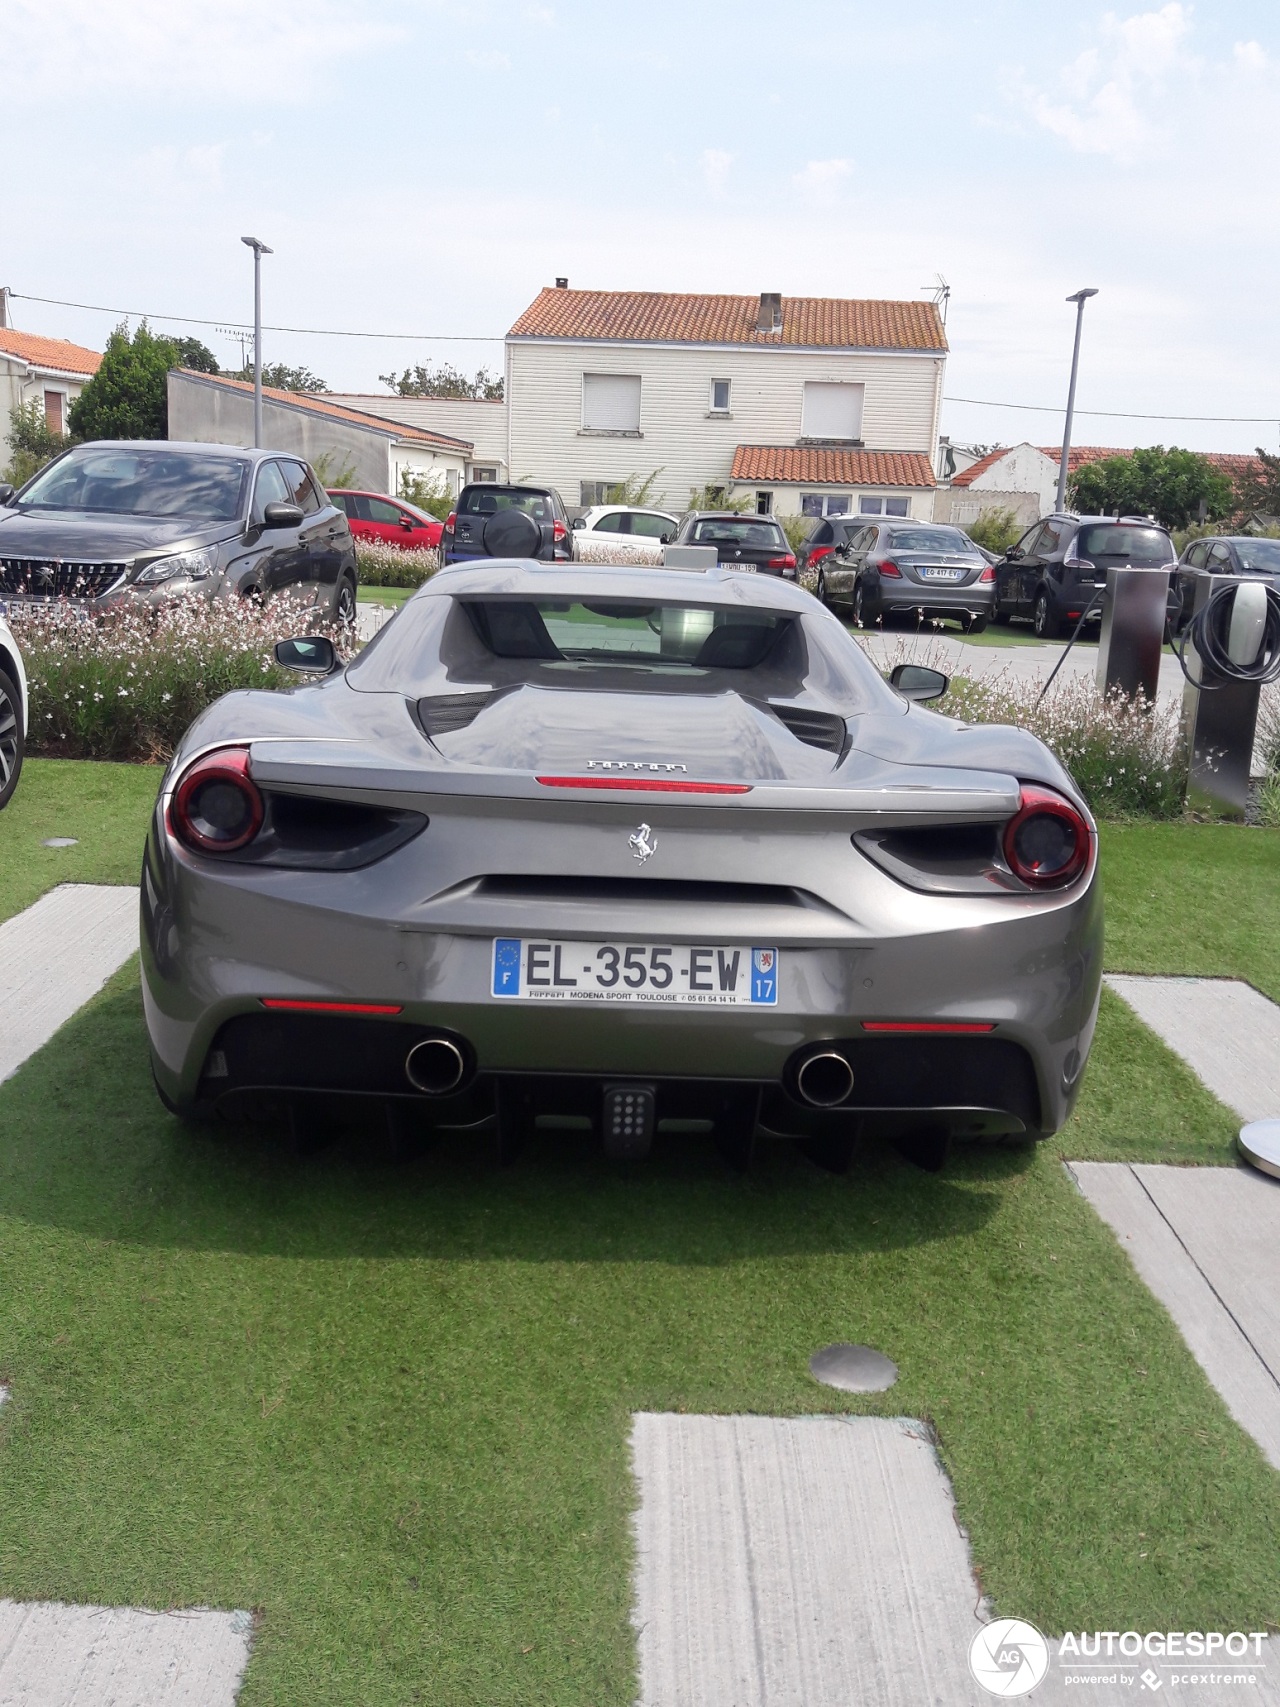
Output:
1239 1119 1280 1180
41 838 78 848
809 1342 898 1392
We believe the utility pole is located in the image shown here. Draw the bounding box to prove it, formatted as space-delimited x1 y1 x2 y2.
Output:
240 236 273 447
1056 288 1098 513
0 287 9 329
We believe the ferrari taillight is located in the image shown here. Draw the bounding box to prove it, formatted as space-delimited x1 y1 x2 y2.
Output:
169 745 264 855
1002 785 1090 888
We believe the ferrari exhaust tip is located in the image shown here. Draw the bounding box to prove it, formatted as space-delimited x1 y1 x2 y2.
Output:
405 1037 467 1096
795 1050 855 1107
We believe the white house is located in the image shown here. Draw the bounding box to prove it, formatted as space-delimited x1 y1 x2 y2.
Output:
935 442 1060 530
166 370 473 496
0 328 101 466
329 396 508 485
503 285 944 518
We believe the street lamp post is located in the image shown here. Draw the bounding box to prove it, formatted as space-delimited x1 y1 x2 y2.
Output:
240 236 273 448
1055 287 1098 513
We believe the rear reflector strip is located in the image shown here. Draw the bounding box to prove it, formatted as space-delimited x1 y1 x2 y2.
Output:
536 776 751 794
861 1021 996 1034
261 999 404 1015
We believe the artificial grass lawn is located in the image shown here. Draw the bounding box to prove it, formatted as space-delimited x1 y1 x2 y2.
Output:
0 764 1277 1701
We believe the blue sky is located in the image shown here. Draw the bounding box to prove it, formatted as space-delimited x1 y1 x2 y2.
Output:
5 0 1280 453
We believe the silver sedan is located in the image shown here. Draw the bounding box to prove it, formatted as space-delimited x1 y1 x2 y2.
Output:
819 521 995 633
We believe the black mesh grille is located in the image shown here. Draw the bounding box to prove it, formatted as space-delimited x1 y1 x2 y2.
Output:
0 558 128 599
416 690 501 736
768 703 847 754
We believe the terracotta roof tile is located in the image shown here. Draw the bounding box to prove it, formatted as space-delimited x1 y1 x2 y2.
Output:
730 446 936 487
510 289 947 351
1036 445 1265 487
0 329 102 376
179 370 473 450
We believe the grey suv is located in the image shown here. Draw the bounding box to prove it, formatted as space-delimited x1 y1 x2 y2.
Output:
0 442 357 621
994 514 1175 638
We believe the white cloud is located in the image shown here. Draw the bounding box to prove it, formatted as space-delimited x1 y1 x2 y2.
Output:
792 157 855 196
4 0 403 98
1233 39 1267 71
1015 3 1193 160
138 142 229 195
701 148 733 192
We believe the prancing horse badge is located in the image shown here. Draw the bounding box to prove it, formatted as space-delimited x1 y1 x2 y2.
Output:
629 823 656 863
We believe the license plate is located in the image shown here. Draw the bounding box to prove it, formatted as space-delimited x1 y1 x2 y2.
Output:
920 567 965 581
491 939 778 1005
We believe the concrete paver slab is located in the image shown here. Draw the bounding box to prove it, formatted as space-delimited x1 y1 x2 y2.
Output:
1104 975 1280 1124
0 1601 252 1706
631 1413 1278 1704
1072 1161 1280 1470
0 885 138 1085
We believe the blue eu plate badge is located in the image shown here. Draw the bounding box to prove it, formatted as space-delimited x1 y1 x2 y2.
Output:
750 948 778 1005
492 937 522 996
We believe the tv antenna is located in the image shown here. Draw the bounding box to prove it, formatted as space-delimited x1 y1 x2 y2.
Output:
216 325 254 370
921 274 950 326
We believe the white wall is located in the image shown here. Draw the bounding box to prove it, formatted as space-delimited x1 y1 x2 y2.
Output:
967 443 1058 514
0 354 86 479
506 338 944 511
334 395 507 475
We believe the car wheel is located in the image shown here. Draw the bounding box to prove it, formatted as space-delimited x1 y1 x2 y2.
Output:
816 569 828 606
334 577 357 627
964 615 988 635
0 667 25 810
1033 590 1062 639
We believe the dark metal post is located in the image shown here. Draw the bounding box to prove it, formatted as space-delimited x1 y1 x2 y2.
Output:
1056 288 1098 513
240 236 273 448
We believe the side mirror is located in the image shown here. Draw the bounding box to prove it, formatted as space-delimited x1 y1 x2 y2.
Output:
400 515 415 529
660 532 672 544
0 484 15 507
1005 547 1023 562
889 663 949 703
571 516 586 530
275 636 337 675
261 501 305 530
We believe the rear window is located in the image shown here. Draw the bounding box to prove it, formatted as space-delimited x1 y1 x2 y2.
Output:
690 518 786 549
1236 540 1280 571
459 487 553 521
884 527 974 553
1077 525 1172 563
464 599 792 671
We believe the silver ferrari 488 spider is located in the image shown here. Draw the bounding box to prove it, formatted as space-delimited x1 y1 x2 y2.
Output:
142 559 1102 1168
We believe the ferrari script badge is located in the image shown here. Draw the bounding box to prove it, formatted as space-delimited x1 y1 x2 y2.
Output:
629 823 656 863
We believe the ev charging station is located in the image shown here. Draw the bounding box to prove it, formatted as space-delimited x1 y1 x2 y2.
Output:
1095 565 1168 704
1180 573 1275 819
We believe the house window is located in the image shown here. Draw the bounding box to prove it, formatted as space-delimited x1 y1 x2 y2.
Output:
581 480 614 505
800 381 864 441
886 498 909 517
471 466 497 482
858 496 911 517
755 491 773 515
710 379 731 413
582 372 641 433
801 493 853 518
44 390 65 435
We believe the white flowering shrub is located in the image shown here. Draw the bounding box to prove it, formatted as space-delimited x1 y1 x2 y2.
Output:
942 665 1186 819
571 538 664 567
355 542 439 587
12 596 345 762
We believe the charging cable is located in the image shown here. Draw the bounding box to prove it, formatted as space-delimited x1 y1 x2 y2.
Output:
1173 579 1280 688
1035 589 1106 704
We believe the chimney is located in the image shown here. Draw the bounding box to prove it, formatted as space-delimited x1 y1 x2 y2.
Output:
756 291 782 334
555 277 569 289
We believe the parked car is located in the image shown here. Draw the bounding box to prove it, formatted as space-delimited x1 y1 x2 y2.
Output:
993 514 1176 639
0 604 27 809
144 556 1101 1168
0 443 358 623
329 489 443 551
823 522 994 631
441 483 572 564
1169 535 1280 635
796 515 882 577
670 512 797 578
571 505 680 549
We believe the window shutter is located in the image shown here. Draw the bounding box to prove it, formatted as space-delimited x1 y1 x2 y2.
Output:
582 373 641 432
801 382 864 440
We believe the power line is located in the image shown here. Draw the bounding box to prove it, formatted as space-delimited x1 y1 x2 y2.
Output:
9 291 505 343
945 394 1280 425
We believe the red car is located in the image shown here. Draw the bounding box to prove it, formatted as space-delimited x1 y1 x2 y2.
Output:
328 490 444 550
